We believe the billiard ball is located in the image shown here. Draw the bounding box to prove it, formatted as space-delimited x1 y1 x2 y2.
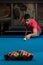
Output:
13 52 19 57
24 38 26 40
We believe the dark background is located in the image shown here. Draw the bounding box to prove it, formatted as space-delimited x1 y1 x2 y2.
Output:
0 0 43 35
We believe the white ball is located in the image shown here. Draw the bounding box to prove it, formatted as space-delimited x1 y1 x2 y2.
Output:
24 38 26 40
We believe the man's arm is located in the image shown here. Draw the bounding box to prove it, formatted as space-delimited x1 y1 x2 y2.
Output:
25 28 38 39
30 28 38 37
30 28 38 36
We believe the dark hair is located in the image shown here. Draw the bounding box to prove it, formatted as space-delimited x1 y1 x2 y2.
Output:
24 14 30 20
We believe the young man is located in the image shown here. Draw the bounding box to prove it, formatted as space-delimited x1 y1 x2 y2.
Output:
22 14 41 40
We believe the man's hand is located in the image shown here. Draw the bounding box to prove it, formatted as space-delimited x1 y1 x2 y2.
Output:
25 34 31 39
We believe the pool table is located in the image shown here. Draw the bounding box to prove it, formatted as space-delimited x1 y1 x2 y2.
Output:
0 35 43 65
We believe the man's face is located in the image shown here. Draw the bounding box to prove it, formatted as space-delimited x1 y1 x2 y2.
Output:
25 19 30 25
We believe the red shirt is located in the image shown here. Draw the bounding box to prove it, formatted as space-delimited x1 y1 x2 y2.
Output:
22 18 41 31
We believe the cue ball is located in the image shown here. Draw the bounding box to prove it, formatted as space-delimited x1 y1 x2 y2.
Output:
24 38 26 40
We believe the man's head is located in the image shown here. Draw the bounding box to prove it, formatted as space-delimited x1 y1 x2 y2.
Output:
24 14 30 24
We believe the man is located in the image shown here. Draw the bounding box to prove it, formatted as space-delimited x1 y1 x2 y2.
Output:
22 14 41 40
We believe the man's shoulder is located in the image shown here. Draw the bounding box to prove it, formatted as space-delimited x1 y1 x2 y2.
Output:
30 18 36 23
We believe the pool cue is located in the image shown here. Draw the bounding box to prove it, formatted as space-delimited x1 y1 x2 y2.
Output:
25 29 27 36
